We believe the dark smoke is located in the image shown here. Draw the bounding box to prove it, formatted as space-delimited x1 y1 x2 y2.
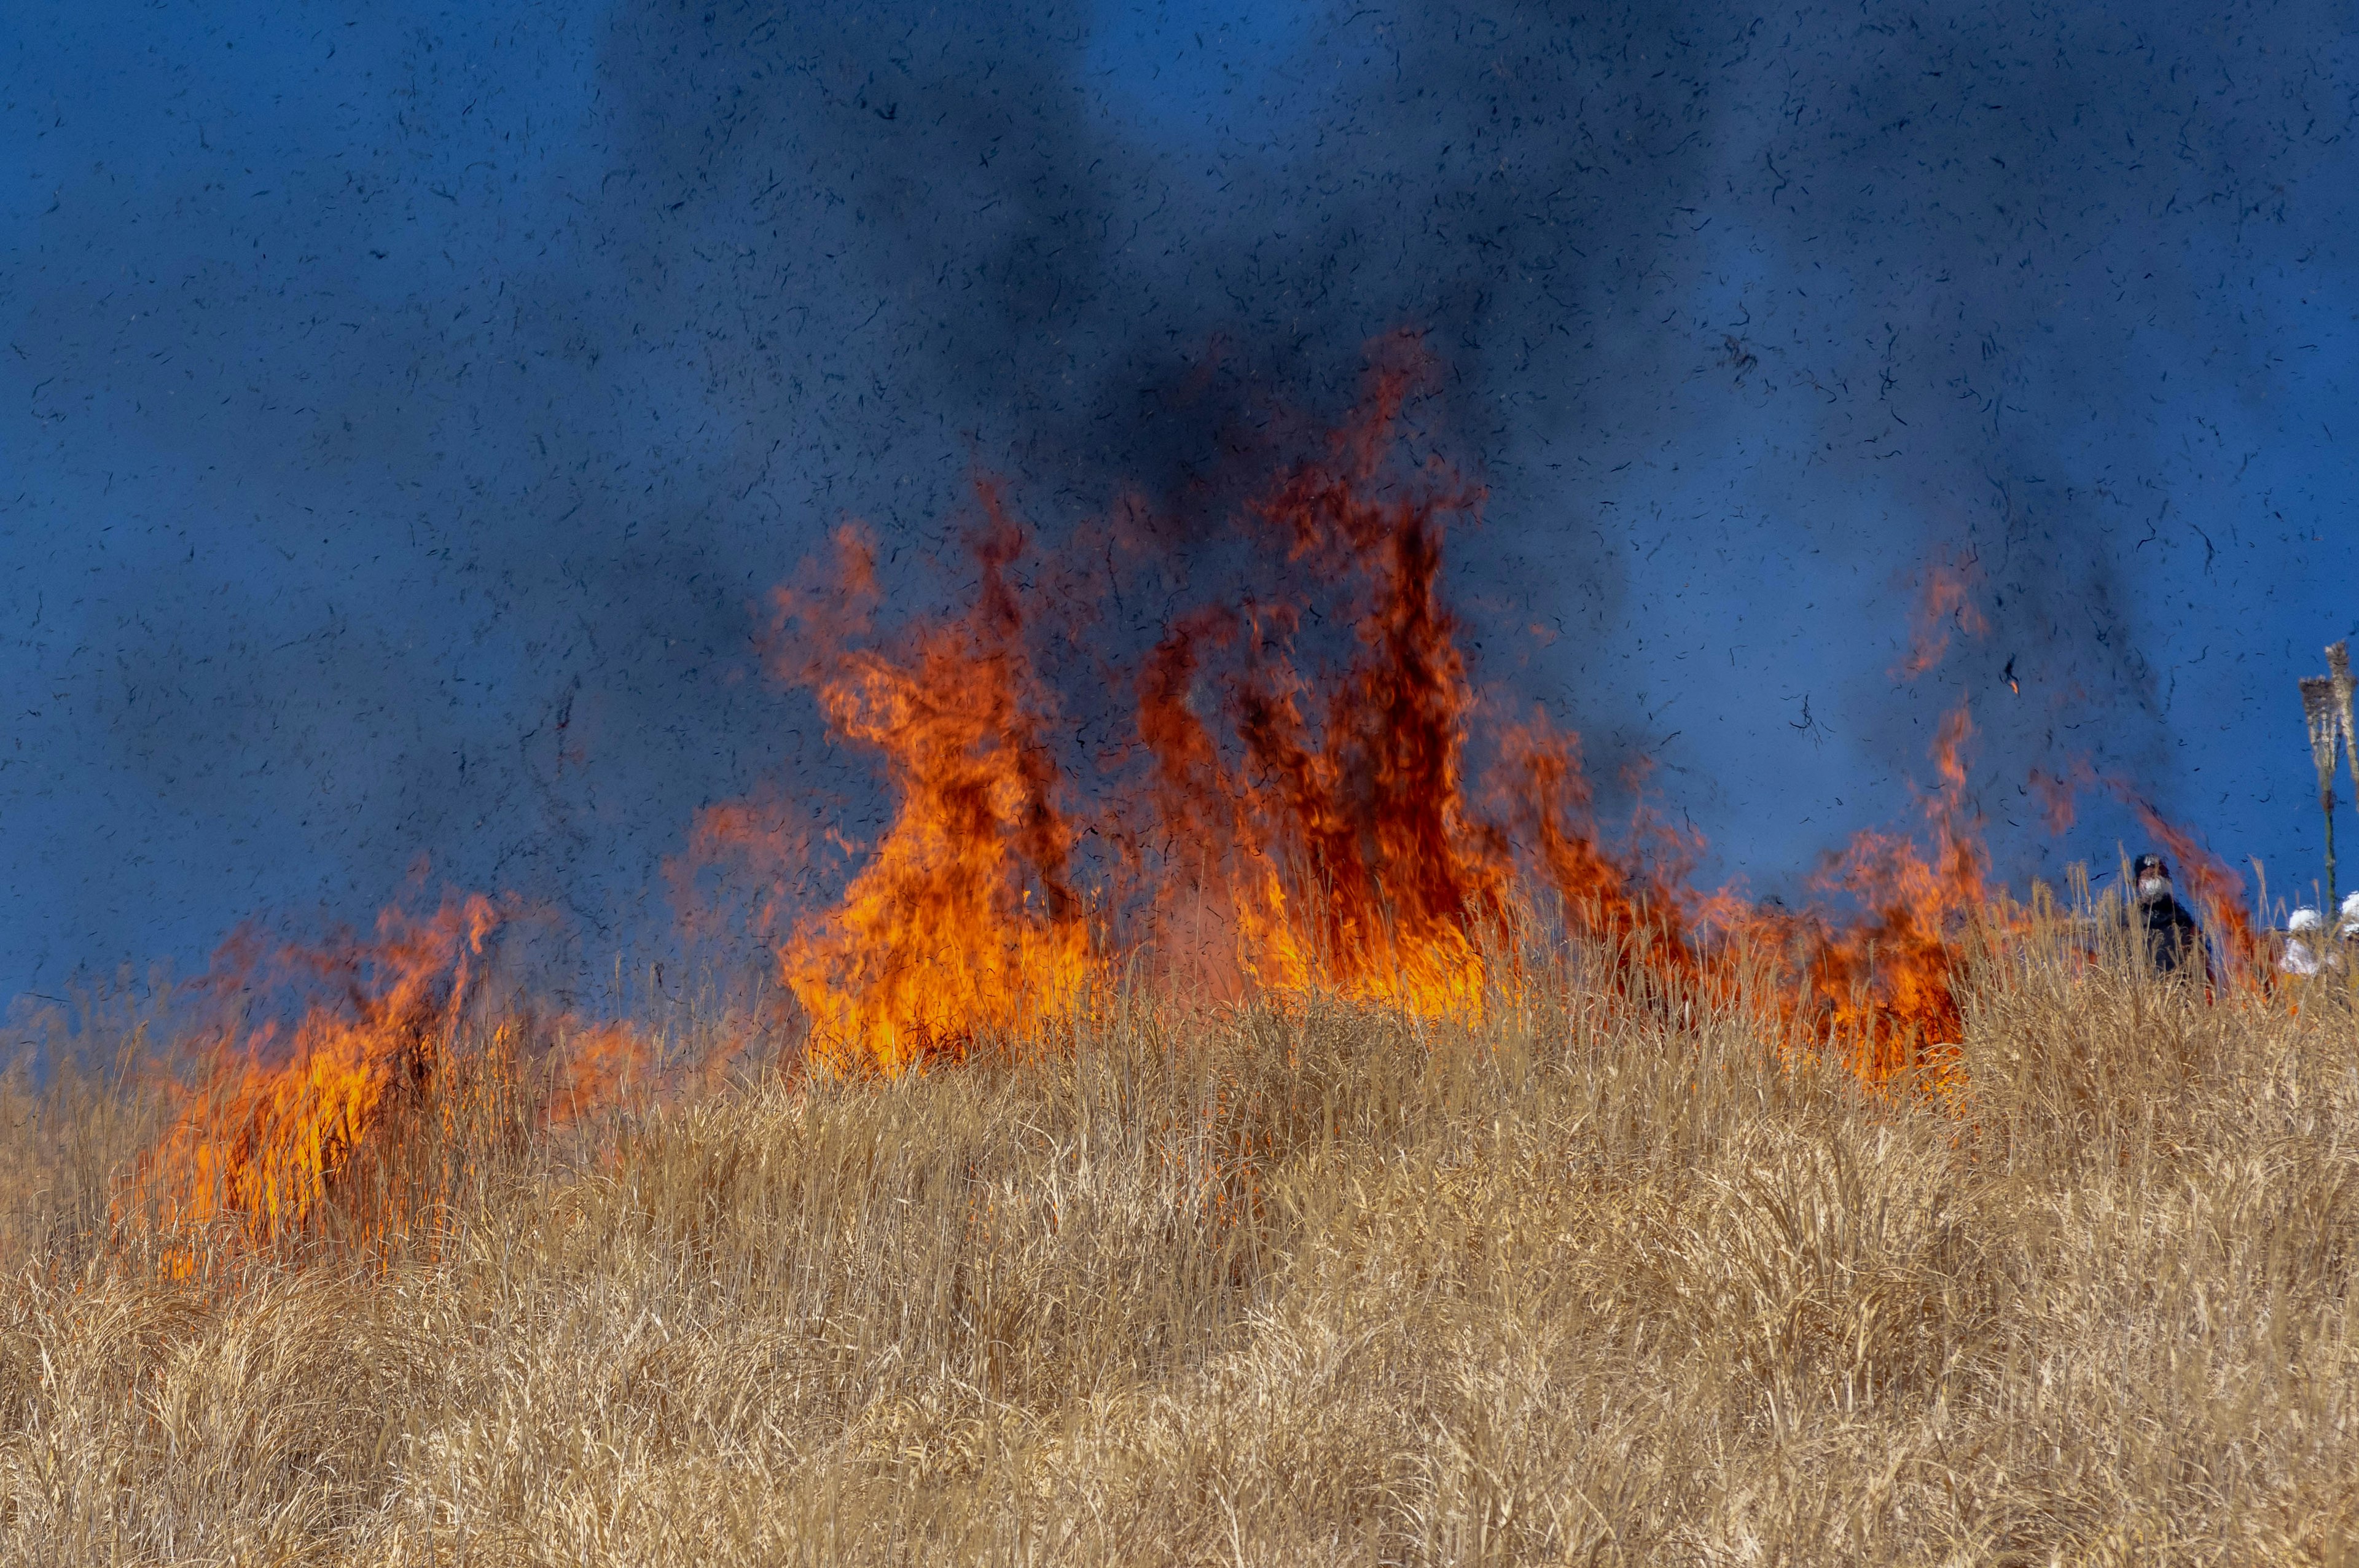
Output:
2 0 2353 997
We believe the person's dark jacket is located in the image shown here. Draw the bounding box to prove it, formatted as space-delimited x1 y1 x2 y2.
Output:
2121 892 2205 977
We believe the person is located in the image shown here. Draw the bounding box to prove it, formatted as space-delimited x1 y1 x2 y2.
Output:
2280 907 2334 977
2120 852 2205 977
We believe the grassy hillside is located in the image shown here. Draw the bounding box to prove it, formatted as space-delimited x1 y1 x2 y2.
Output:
1 932 2354 1565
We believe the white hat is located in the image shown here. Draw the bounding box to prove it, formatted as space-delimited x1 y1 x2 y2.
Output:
2290 907 2325 934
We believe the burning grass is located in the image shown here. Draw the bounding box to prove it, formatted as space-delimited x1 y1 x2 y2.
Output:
2 927 2357 1565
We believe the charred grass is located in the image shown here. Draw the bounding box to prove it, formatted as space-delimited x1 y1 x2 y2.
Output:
1 938 2356 1566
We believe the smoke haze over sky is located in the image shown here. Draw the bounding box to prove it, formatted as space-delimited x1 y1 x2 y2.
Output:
4 1 2357 1000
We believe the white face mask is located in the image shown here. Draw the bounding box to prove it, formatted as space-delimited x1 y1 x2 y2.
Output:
2138 876 2171 902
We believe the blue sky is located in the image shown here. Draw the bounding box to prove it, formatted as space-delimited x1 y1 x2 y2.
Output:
4 1 2356 1002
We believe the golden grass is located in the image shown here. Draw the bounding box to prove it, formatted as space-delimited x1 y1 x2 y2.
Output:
1 929 2356 1566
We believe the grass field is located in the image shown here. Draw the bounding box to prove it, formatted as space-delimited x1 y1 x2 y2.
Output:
2 920 2355 1566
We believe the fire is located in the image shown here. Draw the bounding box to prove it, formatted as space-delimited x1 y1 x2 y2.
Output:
703 361 2001 1080
710 365 1588 1066
1794 706 1989 1082
542 1021 659 1129
1893 552 1989 682
1131 373 1516 1018
119 350 2264 1282
132 894 501 1255
1510 725 1707 989
757 502 1095 1073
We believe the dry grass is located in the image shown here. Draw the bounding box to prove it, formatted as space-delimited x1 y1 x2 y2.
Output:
1 928 2356 1566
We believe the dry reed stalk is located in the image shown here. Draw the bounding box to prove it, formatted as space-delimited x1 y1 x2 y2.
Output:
2301 673 2341 907
2331 639 2358 811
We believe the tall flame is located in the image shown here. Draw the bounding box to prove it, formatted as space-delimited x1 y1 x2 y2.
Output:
1796 705 1988 1082
696 362 2016 1080
1132 370 1516 1016
761 501 1093 1072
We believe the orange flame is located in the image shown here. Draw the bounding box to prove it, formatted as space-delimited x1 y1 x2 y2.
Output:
754 501 1094 1073
133 894 501 1255
541 1021 658 1129
118 350 2269 1282
1794 704 1988 1082
1510 725 1705 988
703 364 1982 1074
1130 372 1516 1017
681 358 2196 1091
1893 551 1989 682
